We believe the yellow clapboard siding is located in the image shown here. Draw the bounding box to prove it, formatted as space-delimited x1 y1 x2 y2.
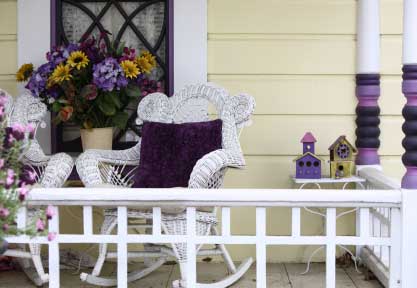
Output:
0 40 17 75
224 155 403 189
208 36 402 75
0 77 17 95
240 115 403 156
208 0 402 35
209 75 404 116
0 1 17 35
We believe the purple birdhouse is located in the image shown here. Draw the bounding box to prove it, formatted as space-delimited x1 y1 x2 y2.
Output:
294 132 323 179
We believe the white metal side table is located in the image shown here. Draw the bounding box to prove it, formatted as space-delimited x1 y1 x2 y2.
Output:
291 176 366 274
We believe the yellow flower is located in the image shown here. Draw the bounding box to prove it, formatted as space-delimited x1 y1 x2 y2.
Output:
120 60 140 79
67 51 89 70
49 64 72 84
16 63 34 82
141 51 156 68
135 51 156 74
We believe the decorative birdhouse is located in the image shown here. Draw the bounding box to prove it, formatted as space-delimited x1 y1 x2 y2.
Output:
328 135 357 179
294 132 323 179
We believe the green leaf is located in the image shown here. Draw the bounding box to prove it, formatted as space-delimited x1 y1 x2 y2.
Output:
112 112 129 129
52 101 61 113
125 84 141 98
106 91 122 109
97 98 116 116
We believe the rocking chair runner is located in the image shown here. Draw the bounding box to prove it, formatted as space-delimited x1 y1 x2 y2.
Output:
76 83 255 287
1 89 74 286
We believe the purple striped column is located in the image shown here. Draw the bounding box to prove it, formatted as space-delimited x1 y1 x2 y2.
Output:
355 74 381 165
401 65 417 188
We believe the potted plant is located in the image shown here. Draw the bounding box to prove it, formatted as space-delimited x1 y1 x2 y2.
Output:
16 36 161 150
0 92 54 254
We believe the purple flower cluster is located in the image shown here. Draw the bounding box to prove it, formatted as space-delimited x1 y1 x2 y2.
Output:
25 63 54 97
137 78 164 96
93 58 128 91
47 44 79 67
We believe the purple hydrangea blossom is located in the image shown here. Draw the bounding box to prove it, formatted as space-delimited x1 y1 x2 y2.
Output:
93 58 128 91
46 44 79 67
25 63 54 97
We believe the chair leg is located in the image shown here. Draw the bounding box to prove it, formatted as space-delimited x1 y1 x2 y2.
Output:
212 227 237 274
29 243 49 283
92 215 117 276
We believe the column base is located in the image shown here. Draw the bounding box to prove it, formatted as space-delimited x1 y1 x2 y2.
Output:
355 148 380 165
401 167 417 189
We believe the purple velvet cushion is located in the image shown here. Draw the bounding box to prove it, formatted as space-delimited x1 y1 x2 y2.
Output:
132 119 223 188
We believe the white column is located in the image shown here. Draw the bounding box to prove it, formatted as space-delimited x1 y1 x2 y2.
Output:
17 0 52 154
174 0 207 91
403 0 417 64
356 0 380 73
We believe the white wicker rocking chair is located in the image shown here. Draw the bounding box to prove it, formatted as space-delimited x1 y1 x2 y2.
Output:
1 89 74 286
76 83 255 287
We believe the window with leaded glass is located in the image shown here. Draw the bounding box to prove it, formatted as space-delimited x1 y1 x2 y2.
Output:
52 0 173 152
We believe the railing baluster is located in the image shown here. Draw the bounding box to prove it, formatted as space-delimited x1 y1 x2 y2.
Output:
256 207 267 288
117 206 128 287
389 208 401 288
292 207 301 237
186 207 197 286
326 208 336 288
83 206 93 235
48 207 60 288
16 207 27 230
152 207 161 236
222 207 231 236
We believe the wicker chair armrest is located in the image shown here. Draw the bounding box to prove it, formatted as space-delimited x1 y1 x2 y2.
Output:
76 143 141 187
40 153 74 188
22 140 51 166
188 149 245 188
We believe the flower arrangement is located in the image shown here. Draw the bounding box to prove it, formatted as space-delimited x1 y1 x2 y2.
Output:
16 36 162 130
0 92 55 254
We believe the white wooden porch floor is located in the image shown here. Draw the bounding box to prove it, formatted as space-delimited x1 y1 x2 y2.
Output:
1 263 382 288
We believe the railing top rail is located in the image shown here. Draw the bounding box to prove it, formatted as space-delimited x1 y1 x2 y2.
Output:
358 167 401 190
26 188 402 207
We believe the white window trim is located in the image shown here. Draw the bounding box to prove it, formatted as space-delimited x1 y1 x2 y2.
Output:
17 0 208 154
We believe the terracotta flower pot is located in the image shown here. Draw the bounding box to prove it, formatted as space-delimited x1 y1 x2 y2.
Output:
80 127 113 151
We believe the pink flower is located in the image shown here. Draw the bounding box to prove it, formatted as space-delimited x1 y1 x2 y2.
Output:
0 94 8 106
11 123 26 141
6 169 15 188
0 106 4 119
36 219 45 232
0 208 10 218
46 206 55 220
2 223 9 232
47 232 57 241
0 159 4 169
18 184 29 201
26 124 35 139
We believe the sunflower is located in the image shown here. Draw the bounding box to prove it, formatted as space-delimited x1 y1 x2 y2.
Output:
135 56 154 74
49 64 72 84
67 51 89 70
16 63 34 82
120 60 140 79
141 51 156 68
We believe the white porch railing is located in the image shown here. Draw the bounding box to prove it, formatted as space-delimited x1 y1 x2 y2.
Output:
358 168 402 288
5 187 411 288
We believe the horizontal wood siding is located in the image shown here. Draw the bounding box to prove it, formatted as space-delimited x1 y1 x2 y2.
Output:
209 0 404 261
0 0 17 95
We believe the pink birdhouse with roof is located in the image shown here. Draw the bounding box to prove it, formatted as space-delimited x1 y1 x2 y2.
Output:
294 132 323 179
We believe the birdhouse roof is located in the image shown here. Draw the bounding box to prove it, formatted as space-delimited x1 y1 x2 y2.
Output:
293 152 324 162
328 135 357 152
300 132 317 143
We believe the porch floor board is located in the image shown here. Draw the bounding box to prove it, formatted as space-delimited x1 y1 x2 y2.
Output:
0 263 383 287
